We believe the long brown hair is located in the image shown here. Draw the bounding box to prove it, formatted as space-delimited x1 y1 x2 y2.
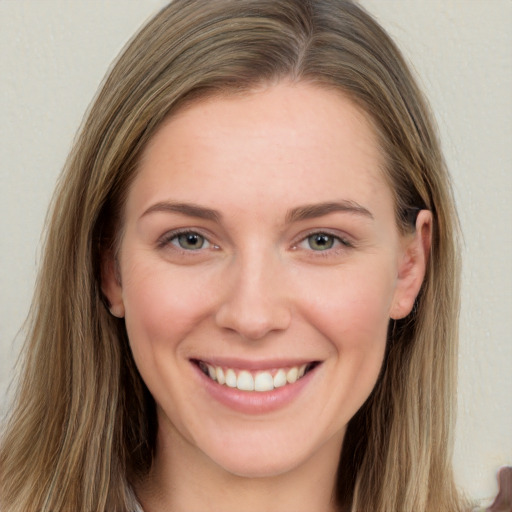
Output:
0 1 469 510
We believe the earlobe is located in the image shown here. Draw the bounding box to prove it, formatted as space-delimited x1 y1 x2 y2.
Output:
390 210 432 320
101 253 125 318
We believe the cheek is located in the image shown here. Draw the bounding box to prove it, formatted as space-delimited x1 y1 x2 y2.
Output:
274 264 393 438
121 258 218 358
299 262 395 345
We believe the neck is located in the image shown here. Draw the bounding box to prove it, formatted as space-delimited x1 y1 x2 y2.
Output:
135 416 344 512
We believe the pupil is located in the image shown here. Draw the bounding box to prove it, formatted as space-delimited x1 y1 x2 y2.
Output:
310 234 333 250
180 233 203 249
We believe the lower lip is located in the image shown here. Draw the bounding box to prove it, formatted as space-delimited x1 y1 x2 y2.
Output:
192 362 318 415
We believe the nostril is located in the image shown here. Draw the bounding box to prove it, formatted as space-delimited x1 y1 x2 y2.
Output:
214 302 291 341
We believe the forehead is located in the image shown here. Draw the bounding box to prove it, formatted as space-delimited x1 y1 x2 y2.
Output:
130 82 390 220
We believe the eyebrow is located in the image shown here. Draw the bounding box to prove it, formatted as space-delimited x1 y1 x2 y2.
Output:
285 200 373 223
141 201 221 222
140 199 373 224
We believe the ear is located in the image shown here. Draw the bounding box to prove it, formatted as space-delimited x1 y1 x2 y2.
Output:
389 210 432 320
101 252 125 318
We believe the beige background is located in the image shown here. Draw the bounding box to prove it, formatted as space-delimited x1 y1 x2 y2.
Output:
1 0 510 506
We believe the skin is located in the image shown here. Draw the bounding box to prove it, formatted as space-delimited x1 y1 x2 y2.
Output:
103 82 431 512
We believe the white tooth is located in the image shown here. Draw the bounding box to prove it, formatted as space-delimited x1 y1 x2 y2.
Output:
207 364 217 380
298 364 307 378
286 366 299 384
273 369 287 388
225 369 237 388
254 371 274 392
237 370 254 391
216 367 225 385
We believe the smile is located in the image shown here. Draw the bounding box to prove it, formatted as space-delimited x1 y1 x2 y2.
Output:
195 360 318 392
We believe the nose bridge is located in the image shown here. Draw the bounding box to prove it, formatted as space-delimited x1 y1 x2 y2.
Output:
215 244 291 340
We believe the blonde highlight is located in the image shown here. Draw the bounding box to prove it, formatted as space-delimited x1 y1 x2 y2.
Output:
1 1 470 510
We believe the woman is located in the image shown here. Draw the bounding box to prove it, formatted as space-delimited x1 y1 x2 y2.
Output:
0 1 473 510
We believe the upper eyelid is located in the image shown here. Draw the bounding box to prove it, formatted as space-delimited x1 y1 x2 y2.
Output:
293 228 354 246
158 228 215 247
156 227 355 250
296 236 351 252
160 227 212 239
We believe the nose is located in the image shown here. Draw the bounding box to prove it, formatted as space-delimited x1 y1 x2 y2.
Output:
214 252 292 341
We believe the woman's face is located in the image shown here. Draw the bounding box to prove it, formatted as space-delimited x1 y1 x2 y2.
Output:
104 82 428 478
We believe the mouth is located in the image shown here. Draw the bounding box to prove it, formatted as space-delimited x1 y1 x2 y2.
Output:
192 359 320 393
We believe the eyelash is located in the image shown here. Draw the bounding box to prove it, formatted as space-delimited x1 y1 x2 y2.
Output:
157 228 354 257
293 230 354 256
157 229 217 252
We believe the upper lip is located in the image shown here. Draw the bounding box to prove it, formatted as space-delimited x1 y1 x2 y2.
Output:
190 357 319 371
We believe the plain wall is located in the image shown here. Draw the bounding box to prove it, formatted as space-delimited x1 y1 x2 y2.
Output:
1 0 510 506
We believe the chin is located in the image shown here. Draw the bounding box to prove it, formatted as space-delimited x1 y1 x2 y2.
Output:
212 450 307 479
196 424 339 480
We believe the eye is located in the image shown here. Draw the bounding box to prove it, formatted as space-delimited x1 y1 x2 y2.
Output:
165 231 213 251
295 231 353 252
306 233 336 251
173 232 209 250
